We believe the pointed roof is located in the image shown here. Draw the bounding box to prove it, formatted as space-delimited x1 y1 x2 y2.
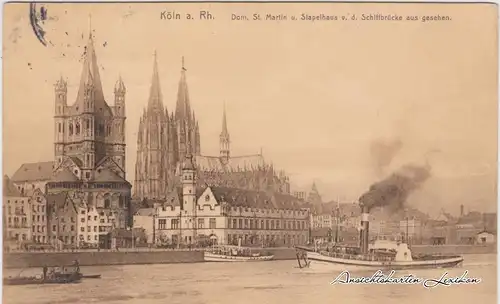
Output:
147 50 164 114
220 102 229 138
76 29 105 106
175 56 192 122
3 175 22 197
52 168 79 182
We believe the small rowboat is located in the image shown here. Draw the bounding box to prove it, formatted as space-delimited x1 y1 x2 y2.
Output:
4 273 81 286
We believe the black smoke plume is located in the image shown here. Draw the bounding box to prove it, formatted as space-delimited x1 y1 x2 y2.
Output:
359 164 431 212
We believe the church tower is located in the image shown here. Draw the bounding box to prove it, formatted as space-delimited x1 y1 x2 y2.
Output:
219 103 230 162
174 57 201 163
133 52 170 200
48 25 131 231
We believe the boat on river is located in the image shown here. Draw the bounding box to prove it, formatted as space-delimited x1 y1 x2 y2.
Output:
4 270 82 286
204 245 274 262
296 241 464 270
3 260 102 285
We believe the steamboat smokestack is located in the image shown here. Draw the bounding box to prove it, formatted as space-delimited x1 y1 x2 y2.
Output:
360 205 370 254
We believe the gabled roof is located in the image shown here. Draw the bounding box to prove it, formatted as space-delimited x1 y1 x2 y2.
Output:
52 167 80 182
46 192 69 213
3 175 22 197
94 168 126 182
11 161 54 182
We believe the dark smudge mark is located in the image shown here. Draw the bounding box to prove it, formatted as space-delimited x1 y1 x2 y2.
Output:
103 41 107 47
29 3 47 46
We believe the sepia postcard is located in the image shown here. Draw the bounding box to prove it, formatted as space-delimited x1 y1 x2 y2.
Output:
1 2 498 304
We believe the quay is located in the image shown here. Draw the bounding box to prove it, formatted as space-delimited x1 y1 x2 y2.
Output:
3 244 495 269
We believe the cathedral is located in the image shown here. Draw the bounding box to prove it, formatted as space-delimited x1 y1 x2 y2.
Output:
46 29 131 232
133 55 290 201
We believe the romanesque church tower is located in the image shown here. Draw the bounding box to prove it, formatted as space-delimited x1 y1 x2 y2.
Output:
48 29 131 229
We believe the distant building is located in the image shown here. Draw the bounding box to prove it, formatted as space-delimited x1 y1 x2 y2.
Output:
476 230 496 244
3 176 32 247
153 153 309 247
133 208 155 244
27 187 47 244
11 162 54 194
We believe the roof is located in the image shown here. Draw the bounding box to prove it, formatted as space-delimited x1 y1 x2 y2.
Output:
135 208 155 216
46 192 69 213
3 175 22 197
195 154 266 172
11 161 54 182
477 230 496 236
52 168 80 182
94 168 127 182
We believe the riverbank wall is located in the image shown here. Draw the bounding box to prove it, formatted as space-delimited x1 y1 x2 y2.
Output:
3 244 495 268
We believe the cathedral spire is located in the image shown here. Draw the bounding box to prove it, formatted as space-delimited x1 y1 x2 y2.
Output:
147 50 164 113
221 102 229 138
175 56 192 121
220 102 230 160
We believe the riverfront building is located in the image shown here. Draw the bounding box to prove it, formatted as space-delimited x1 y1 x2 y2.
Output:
135 153 310 247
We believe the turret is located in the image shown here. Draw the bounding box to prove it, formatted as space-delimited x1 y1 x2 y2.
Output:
114 76 126 117
182 144 196 213
219 103 230 161
54 76 67 116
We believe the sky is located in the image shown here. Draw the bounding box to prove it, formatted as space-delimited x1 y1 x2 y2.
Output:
3 3 498 216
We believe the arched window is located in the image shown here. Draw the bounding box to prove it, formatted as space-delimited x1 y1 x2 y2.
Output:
75 122 80 135
104 199 110 209
69 123 73 135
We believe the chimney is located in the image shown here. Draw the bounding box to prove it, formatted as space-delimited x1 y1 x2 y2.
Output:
460 204 464 217
359 205 370 254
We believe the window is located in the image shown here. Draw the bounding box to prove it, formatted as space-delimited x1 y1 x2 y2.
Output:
171 219 179 229
238 219 243 229
81 218 85 223
198 218 205 229
205 195 210 202
75 122 80 135
104 199 110 209
81 210 85 215
158 219 167 230
88 216 91 221
94 216 97 221
69 123 73 135
80 227 84 232
87 235 91 241
87 226 91 232
94 226 97 232
209 218 216 229
71 225 74 231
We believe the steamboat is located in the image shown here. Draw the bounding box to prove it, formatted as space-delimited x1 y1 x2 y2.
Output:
204 245 274 262
296 205 464 270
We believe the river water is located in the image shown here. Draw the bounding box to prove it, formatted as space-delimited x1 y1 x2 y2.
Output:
3 254 496 304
